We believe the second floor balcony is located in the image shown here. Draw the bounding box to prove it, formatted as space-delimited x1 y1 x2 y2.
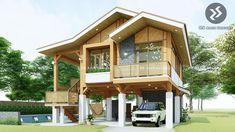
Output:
114 61 183 87
114 61 171 78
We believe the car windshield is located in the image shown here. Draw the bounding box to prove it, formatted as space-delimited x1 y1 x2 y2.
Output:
138 103 160 110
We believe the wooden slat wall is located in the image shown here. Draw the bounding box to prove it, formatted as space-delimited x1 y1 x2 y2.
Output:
86 18 128 44
134 26 164 44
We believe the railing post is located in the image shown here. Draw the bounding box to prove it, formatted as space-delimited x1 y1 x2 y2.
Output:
130 64 131 77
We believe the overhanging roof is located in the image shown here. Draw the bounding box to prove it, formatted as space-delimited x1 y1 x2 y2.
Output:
109 12 192 67
37 7 137 56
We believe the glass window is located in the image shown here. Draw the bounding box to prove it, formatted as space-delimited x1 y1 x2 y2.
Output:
138 103 160 110
89 48 110 70
135 42 163 63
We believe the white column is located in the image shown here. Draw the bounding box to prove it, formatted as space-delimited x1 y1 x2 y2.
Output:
106 97 112 121
59 106 64 124
85 98 90 117
137 96 143 107
79 94 86 124
118 93 126 127
52 106 59 123
166 92 173 129
175 96 180 124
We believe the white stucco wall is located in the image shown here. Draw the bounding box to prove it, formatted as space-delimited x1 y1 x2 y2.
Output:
85 72 111 83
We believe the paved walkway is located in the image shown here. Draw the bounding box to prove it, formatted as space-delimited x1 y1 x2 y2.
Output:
93 118 174 132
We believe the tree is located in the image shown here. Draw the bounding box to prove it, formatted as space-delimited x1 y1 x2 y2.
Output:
7 56 80 101
192 71 217 111
184 33 218 112
1 37 80 101
215 24 235 96
0 37 16 90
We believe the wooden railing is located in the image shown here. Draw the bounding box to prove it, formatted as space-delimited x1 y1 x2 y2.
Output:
114 61 171 78
45 80 80 104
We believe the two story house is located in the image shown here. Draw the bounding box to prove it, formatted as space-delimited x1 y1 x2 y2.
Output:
37 7 191 128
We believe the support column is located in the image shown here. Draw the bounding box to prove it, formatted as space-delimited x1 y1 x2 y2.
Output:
79 94 86 124
175 96 180 124
59 106 64 124
106 97 112 121
136 96 143 107
85 98 90 117
118 93 126 127
166 92 173 129
53 55 61 91
52 106 59 123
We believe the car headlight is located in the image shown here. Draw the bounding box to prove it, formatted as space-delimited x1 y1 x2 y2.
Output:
132 114 136 117
151 114 156 117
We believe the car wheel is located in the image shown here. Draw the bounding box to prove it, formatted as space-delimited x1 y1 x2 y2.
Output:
132 122 137 126
155 117 161 127
162 116 166 124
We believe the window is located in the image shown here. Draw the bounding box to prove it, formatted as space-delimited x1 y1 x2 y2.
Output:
89 49 110 70
135 42 163 63
138 103 161 110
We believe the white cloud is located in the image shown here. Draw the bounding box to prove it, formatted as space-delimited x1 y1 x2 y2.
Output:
0 0 79 60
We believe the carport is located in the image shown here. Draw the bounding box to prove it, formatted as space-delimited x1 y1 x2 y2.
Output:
84 81 189 129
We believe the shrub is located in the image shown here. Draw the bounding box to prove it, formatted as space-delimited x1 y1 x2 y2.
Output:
0 104 52 115
87 114 95 122
180 107 191 122
0 117 21 125
87 68 110 73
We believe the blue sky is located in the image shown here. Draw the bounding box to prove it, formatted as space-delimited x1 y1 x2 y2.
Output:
0 0 234 60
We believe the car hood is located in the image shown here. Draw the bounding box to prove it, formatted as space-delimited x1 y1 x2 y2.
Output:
133 110 162 114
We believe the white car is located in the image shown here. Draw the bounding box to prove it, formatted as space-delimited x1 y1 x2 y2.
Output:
131 102 166 127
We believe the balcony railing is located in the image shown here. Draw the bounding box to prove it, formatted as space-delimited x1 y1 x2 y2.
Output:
45 80 79 104
114 61 171 78
46 91 78 104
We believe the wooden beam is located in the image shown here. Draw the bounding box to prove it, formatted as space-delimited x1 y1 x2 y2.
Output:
56 50 80 55
115 84 126 93
61 55 80 65
83 87 88 94
175 90 182 96
134 88 142 97
166 82 172 92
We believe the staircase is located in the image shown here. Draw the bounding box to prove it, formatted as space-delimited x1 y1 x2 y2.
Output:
64 106 78 122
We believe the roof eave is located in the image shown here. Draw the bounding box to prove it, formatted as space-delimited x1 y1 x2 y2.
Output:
37 7 138 54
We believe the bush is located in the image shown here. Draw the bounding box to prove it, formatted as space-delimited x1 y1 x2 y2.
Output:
0 105 52 115
0 117 21 125
180 107 191 122
87 68 110 73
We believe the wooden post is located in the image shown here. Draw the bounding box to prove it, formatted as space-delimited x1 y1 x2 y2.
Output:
166 82 172 92
54 54 61 92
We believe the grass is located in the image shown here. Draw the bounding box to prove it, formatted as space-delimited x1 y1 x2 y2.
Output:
0 124 106 132
175 111 235 132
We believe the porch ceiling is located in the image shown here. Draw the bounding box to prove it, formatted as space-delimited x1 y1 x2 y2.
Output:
85 80 186 97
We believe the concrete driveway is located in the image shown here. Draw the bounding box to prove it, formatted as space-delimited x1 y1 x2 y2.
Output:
93 118 174 132
103 126 174 132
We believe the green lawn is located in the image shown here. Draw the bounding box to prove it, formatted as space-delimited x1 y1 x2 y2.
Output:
175 111 235 132
0 124 106 132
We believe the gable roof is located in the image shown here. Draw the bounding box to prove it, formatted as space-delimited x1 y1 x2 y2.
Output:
109 12 192 67
37 7 137 55
37 7 191 67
